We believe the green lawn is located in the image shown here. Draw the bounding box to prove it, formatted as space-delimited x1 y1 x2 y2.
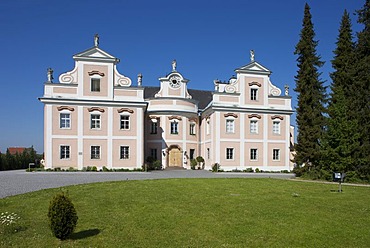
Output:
1 178 369 247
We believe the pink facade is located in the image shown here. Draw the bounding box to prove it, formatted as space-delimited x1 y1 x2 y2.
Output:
40 38 294 171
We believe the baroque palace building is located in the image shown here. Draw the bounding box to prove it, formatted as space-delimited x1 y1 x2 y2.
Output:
39 36 294 171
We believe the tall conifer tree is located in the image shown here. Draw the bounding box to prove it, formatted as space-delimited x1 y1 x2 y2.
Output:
294 3 326 167
323 10 359 173
353 0 370 179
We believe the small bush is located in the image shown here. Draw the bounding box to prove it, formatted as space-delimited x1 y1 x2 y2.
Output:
92 166 98 172
102 166 111 172
47 191 78 240
255 168 260 173
244 167 254 172
212 163 220 172
190 159 197 170
153 160 162 170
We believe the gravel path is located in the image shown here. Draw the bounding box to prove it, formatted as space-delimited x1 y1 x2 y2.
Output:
0 170 295 199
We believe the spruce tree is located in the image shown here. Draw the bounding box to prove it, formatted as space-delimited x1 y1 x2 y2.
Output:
323 10 359 173
294 3 326 168
353 0 370 179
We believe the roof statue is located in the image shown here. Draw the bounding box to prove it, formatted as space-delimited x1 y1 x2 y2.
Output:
137 73 143 86
250 50 255 62
94 34 99 47
172 59 177 72
284 85 289 96
47 68 53 83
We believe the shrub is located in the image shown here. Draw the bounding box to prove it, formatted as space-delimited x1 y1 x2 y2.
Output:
255 168 260 173
153 160 162 170
91 166 97 172
244 167 254 172
212 163 220 172
190 159 197 170
102 166 110 172
47 191 78 240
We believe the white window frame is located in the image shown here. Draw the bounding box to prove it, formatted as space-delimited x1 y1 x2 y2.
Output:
59 112 71 129
150 121 158 134
120 146 129 159
273 149 280 161
226 148 234 160
90 77 101 92
60 145 70 160
190 122 196 135
91 146 100 159
250 88 258 101
120 115 130 130
226 118 235 133
206 119 210 135
90 114 101 129
250 148 258 161
272 121 281 134
250 120 258 134
171 120 179 134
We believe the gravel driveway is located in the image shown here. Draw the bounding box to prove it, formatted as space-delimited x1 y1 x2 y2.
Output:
0 170 295 199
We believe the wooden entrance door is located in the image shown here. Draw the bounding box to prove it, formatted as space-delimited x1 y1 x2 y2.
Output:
168 147 182 167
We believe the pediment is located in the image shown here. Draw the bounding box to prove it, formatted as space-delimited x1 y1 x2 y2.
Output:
73 47 119 63
235 61 271 75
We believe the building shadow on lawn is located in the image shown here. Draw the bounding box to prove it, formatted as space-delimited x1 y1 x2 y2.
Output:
69 228 100 240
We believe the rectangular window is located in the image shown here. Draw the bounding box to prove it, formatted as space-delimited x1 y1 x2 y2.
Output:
60 146 70 159
226 148 234 160
273 149 280 161
120 115 130 130
120 146 129 159
250 120 258 134
273 121 280 134
91 146 100 159
207 148 210 160
91 114 101 129
91 78 100 92
190 123 196 135
150 148 157 160
226 119 234 133
190 149 195 160
60 113 71 129
150 122 158 134
250 149 257 161
251 88 258 101
171 121 178 134
206 120 210 135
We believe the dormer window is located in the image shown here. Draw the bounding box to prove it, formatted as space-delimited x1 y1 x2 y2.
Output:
91 78 100 92
251 88 258 101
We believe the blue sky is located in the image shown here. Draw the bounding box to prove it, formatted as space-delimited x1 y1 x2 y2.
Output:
0 0 364 154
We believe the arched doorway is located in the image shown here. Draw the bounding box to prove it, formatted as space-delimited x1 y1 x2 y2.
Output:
168 145 182 167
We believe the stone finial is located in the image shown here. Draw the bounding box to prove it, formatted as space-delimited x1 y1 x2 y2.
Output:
137 73 143 86
172 59 177 72
47 68 54 83
250 50 255 62
94 34 99 47
284 84 289 96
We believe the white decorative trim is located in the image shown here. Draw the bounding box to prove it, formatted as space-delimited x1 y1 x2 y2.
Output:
263 114 268 167
215 112 220 163
107 107 113 169
77 106 83 170
59 65 78 84
114 65 132 86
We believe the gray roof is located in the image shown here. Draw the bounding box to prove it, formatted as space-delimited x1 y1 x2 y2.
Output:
143 87 213 109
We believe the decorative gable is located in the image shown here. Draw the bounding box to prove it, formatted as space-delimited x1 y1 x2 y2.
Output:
73 46 119 64
154 60 192 99
234 61 271 75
